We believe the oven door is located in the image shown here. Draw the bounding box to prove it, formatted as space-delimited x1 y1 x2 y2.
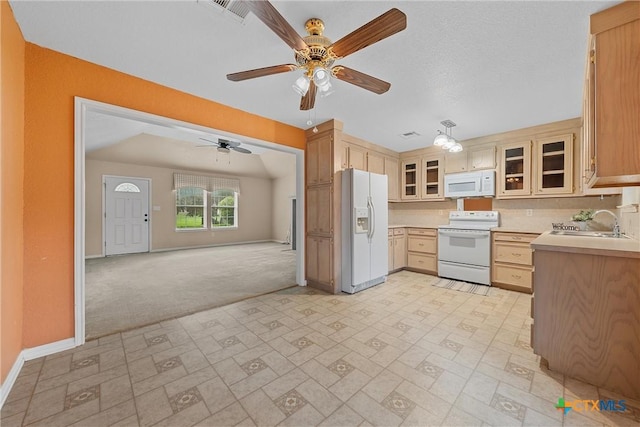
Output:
438 228 491 267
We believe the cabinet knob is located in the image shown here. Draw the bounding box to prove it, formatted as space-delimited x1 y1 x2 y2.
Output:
512 253 521 257
512 274 522 279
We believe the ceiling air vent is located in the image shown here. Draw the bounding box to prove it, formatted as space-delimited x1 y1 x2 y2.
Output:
201 0 250 23
400 131 421 139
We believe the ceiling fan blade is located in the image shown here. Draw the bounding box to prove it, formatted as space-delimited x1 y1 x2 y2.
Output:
329 8 407 59
227 64 297 82
232 146 252 154
300 80 317 111
333 66 391 94
245 1 308 52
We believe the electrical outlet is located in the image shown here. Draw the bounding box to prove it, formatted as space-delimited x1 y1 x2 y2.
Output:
526 209 533 217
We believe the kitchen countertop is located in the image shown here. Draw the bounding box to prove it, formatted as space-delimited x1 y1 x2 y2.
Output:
388 224 440 229
531 231 640 259
491 226 545 234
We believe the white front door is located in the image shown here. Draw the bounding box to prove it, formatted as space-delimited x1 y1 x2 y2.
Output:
104 176 150 255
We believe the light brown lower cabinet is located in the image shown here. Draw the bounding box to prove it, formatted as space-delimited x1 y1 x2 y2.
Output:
306 236 333 292
532 248 640 400
406 228 437 274
491 232 538 293
388 228 406 272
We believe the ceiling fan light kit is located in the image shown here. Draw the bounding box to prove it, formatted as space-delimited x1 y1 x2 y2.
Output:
226 1 407 111
434 120 463 153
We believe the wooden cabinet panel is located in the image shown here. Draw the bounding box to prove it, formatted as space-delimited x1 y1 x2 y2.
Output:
384 157 399 201
421 154 444 199
401 159 420 200
589 14 640 187
306 236 333 289
498 141 532 197
494 242 532 266
306 135 333 185
493 264 532 290
367 151 385 174
393 228 405 236
407 228 436 237
393 235 406 270
307 186 332 235
491 231 537 293
347 145 367 170
407 253 437 272
534 134 573 195
469 146 496 170
388 237 394 273
306 236 319 282
407 236 437 254
445 152 467 174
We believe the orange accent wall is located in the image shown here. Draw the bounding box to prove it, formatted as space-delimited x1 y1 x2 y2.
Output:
1 1 25 382
22 44 305 348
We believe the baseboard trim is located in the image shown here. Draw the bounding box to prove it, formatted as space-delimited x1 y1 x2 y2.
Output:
0 352 25 409
22 338 77 361
150 240 277 253
1 338 77 409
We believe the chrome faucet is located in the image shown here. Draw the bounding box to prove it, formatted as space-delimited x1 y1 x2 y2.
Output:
592 209 621 237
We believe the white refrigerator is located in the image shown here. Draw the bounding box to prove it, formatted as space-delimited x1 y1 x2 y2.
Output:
341 168 389 294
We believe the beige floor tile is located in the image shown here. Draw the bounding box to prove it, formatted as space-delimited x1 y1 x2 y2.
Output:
261 368 309 400
0 395 30 420
22 384 67 425
229 367 279 399
396 380 451 419
453 392 520 426
428 370 467 404
0 412 26 427
462 371 500 405
522 407 562 427
163 366 218 398
239 389 286 426
99 373 134 411
328 369 372 402
318 403 364 426
68 400 136 427
135 386 173 427
131 364 189 397
195 401 249 426
496 381 562 422
299 359 341 389
278 400 326 426
28 399 100 427
296 378 343 417
153 401 210 427
346 391 403 426
362 369 404 403
440 406 484 427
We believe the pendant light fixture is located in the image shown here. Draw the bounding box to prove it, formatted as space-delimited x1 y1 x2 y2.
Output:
433 120 463 153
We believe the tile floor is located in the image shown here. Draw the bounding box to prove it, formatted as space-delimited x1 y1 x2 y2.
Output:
2 271 639 426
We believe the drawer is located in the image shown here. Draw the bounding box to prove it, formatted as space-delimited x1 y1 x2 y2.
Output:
407 236 436 254
407 228 436 237
494 243 532 265
493 264 532 290
393 228 405 236
493 232 538 243
407 252 437 272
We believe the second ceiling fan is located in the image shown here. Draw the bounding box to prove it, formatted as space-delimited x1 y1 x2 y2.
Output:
227 0 407 110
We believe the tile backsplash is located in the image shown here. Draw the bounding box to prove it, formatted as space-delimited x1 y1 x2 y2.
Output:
389 195 623 233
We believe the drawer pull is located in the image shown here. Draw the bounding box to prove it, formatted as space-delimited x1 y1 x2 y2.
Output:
512 236 522 240
511 253 522 257
418 243 424 246
511 274 522 279
418 260 424 264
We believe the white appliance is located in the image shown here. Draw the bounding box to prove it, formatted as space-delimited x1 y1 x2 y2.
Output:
438 211 499 286
444 170 495 198
341 169 388 294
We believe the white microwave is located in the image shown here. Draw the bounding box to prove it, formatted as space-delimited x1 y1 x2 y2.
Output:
444 170 495 198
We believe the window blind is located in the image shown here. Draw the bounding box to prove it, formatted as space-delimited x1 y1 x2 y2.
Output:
173 173 240 193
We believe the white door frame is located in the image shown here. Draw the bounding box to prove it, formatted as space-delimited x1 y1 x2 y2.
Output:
74 97 306 346
102 175 152 257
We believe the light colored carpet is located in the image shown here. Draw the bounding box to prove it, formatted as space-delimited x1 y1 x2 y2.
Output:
85 242 296 339
431 277 491 296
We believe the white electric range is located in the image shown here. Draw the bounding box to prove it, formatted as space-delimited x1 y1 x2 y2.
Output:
437 211 499 286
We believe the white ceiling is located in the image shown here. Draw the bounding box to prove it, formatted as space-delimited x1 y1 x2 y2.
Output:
10 0 618 152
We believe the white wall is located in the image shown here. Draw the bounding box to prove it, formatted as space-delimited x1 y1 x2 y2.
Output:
86 159 273 256
271 173 296 243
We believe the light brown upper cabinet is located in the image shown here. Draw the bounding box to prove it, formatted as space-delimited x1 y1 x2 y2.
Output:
498 141 532 197
401 158 420 200
367 151 385 174
584 2 640 187
421 154 444 200
534 134 573 195
384 157 400 201
346 144 367 171
445 145 496 174
306 134 333 185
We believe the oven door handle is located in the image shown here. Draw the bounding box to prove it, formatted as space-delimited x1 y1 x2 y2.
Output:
439 231 489 239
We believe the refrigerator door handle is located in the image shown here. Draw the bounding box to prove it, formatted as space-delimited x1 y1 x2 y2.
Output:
368 196 376 241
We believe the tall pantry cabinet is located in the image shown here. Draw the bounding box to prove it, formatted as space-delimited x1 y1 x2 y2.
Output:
305 120 344 293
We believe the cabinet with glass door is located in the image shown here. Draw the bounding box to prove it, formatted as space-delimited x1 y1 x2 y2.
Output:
498 141 531 197
401 158 420 200
534 134 573 195
421 154 444 199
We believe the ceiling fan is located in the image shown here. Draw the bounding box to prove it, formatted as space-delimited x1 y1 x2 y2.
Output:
199 138 252 154
227 1 407 110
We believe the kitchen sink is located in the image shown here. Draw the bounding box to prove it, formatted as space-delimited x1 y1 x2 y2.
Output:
549 230 629 239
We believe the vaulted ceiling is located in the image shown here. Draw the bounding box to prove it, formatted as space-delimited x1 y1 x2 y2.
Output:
11 0 618 152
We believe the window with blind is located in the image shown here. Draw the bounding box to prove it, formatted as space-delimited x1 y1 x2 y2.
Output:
174 173 240 230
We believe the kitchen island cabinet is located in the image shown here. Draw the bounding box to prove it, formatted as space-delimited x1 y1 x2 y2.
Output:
531 234 640 400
